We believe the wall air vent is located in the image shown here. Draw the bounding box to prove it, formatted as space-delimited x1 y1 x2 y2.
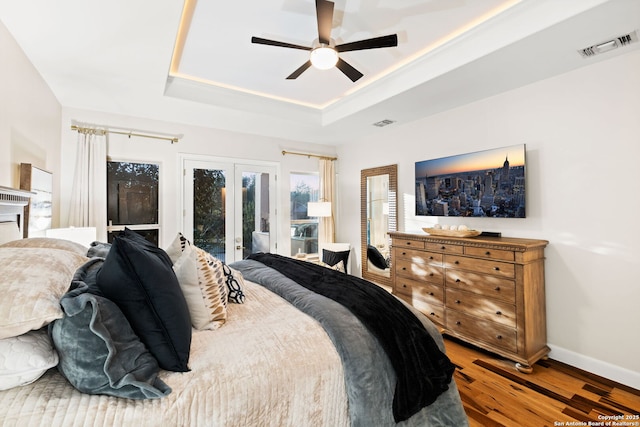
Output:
373 119 396 127
578 30 638 58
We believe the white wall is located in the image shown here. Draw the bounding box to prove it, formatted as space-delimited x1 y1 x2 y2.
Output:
0 20 61 223
60 107 336 253
336 48 640 388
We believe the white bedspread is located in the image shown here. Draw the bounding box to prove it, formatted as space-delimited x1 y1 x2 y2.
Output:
0 281 350 427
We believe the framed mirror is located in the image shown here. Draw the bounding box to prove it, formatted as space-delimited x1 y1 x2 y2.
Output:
360 164 397 288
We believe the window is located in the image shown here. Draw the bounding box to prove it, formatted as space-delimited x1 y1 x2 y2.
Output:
107 161 160 244
290 172 319 255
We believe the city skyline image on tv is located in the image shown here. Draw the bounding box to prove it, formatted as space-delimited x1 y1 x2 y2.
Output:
415 144 526 218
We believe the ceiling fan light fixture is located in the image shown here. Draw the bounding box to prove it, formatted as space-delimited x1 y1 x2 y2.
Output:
310 46 338 70
251 0 397 81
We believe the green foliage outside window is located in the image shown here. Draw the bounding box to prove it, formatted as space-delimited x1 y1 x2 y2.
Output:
193 168 226 258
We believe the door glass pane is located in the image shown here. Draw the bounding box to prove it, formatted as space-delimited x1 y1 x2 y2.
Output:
290 173 319 255
243 172 270 259
193 168 226 261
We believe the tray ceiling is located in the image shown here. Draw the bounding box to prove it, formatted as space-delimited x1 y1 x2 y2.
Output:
1 0 639 144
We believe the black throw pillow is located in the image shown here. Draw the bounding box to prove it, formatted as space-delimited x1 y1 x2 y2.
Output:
96 228 192 372
367 244 388 270
51 262 171 399
322 249 350 271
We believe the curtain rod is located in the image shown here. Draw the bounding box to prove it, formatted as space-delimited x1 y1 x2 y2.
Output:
70 125 180 144
281 150 337 161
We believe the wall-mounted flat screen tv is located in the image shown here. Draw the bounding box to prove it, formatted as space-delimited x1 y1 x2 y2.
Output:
415 144 526 218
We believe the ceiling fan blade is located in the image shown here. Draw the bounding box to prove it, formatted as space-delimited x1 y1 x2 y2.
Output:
286 61 312 80
316 0 334 45
336 34 398 52
251 36 311 51
335 58 363 82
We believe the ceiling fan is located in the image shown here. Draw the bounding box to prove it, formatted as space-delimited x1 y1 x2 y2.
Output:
251 0 398 82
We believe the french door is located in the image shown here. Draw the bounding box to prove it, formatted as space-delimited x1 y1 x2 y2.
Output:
183 158 277 263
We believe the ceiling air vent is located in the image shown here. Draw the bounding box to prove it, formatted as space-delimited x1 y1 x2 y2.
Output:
578 30 638 58
373 119 396 127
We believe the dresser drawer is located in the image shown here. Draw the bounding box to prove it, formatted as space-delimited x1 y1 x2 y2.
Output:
445 270 516 303
446 310 517 353
395 259 444 285
395 278 443 305
445 288 516 328
394 239 425 250
397 293 444 327
395 248 443 265
444 255 515 278
425 242 464 254
464 246 515 262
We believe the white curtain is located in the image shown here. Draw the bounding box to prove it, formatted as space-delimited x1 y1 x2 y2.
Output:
318 158 335 244
68 130 108 242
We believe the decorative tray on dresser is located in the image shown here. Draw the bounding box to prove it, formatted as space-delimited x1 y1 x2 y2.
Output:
390 231 549 373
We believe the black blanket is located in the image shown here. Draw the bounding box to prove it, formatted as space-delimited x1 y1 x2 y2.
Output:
247 253 455 422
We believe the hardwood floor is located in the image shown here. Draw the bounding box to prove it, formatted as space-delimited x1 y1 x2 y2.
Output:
443 337 640 427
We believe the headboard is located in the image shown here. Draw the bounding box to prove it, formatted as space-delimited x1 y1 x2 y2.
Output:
0 185 33 244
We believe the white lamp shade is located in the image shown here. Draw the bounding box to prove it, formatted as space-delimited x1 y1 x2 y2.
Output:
307 201 332 217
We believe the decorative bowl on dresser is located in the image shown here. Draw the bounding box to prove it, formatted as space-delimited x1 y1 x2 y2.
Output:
390 231 549 373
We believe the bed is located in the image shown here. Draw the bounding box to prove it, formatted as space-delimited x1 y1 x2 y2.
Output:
0 186 467 426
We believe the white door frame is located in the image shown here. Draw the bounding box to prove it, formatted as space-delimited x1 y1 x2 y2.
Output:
180 154 279 262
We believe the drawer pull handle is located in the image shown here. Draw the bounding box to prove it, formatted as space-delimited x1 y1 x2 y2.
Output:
429 273 434 276
455 279 461 283
455 300 461 304
456 321 461 325
494 286 501 291
441 246 446 250
454 261 460 265
496 335 503 340
429 256 434 260
494 267 500 271
430 312 436 316
496 311 502 315
402 252 407 256
407 242 411 245
402 267 407 271
485 251 491 256
428 292 434 296
402 284 407 288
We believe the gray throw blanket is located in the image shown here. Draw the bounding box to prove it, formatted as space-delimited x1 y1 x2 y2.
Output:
49 258 171 399
231 259 468 427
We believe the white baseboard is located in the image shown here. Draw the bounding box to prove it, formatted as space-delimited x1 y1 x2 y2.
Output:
548 344 640 390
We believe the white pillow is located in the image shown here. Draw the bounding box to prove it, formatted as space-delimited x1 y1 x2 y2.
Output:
168 234 228 330
0 247 88 339
319 259 346 273
195 248 229 325
0 329 58 390
164 233 188 264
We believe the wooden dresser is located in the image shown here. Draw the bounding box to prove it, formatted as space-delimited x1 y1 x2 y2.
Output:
390 231 549 372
